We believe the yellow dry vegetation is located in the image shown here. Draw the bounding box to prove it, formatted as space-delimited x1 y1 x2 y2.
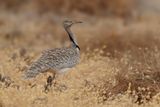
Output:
0 0 160 107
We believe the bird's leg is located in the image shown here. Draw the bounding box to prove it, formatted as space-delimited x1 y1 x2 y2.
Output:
47 75 53 87
47 70 56 86
51 71 57 86
44 71 56 92
44 76 51 92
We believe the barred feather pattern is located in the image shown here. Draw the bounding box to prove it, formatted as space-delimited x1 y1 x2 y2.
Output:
23 47 80 79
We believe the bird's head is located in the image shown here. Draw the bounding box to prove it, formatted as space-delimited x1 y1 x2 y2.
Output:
63 20 82 28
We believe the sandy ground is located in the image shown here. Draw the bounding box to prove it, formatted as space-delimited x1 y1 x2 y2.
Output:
0 0 160 107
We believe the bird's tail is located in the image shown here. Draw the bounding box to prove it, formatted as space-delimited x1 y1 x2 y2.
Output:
22 62 48 80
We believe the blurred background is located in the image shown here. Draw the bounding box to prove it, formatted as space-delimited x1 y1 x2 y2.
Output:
1 1 160 107
0 0 160 53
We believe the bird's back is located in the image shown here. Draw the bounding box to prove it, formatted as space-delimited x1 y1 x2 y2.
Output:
23 47 80 79
42 47 80 70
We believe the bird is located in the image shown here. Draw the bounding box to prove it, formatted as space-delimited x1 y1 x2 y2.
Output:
23 20 82 79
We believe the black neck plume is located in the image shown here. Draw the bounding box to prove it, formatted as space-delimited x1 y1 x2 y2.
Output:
65 27 80 50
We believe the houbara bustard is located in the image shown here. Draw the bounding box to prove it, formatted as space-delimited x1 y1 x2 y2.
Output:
23 20 82 79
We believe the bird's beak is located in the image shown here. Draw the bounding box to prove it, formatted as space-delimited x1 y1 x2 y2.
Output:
73 21 83 24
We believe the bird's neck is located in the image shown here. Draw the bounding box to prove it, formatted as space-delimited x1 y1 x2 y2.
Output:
65 27 80 50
